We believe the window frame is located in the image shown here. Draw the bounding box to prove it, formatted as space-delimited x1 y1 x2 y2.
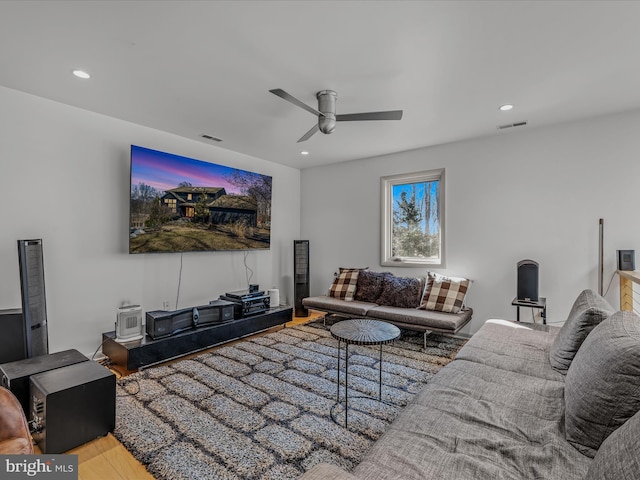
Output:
380 168 445 268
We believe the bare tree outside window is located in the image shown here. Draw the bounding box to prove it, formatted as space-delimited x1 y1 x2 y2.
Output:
381 169 444 267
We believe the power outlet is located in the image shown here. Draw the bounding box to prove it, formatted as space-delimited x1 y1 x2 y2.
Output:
162 301 171 310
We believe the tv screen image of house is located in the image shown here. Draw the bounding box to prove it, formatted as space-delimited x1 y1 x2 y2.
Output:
129 145 272 254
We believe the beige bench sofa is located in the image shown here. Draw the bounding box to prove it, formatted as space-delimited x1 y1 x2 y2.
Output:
302 295 471 345
302 270 473 348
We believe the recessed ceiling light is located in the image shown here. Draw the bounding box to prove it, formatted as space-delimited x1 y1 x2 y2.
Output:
300 151 309 155
72 69 91 79
499 104 514 111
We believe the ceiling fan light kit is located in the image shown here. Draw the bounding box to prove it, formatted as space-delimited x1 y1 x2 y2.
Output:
269 88 403 142
316 90 337 134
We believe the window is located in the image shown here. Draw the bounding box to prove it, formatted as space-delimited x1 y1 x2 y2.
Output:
187 193 193 201
164 198 177 213
381 169 444 267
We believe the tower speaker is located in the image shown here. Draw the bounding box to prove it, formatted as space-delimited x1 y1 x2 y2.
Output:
17 239 49 357
0 308 28 364
294 240 310 317
517 259 539 302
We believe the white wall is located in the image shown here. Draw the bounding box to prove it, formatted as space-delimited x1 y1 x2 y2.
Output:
0 86 301 357
301 109 640 334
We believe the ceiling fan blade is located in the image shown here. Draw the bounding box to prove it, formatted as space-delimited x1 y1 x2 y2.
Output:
297 124 319 143
336 110 403 122
269 89 323 117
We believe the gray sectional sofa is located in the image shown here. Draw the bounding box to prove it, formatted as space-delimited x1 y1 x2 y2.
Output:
300 289 640 480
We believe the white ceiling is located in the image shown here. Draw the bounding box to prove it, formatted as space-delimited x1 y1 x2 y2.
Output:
1 1 640 169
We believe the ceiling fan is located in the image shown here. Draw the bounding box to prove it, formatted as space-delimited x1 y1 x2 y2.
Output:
269 89 403 143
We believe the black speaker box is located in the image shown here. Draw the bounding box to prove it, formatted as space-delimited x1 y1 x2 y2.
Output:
294 240 310 317
0 349 89 417
617 250 635 271
30 360 116 453
517 259 539 302
0 308 28 364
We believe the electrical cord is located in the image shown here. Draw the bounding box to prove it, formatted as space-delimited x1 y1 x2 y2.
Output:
92 338 141 396
175 252 184 309
98 357 125 379
602 271 617 297
91 338 111 361
117 377 141 397
244 250 254 287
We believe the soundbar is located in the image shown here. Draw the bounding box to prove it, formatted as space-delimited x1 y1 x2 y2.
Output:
146 301 235 339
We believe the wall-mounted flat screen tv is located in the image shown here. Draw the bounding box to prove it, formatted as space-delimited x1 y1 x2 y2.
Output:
129 145 272 254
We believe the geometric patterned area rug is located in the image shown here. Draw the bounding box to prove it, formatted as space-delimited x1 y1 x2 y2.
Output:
114 318 467 480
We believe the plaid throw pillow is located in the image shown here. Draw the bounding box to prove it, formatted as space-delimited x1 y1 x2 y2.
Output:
328 269 362 301
420 272 469 313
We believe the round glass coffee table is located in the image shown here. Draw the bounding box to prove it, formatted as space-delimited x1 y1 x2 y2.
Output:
330 318 401 428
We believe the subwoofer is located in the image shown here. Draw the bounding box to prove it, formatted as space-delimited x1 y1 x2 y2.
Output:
30 360 115 453
294 240 310 317
517 259 539 302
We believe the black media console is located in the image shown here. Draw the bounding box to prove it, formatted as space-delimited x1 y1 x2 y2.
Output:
102 306 292 370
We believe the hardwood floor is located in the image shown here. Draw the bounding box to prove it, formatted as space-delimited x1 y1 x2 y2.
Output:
37 310 324 480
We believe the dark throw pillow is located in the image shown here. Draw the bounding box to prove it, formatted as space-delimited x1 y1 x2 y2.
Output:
549 289 615 374
354 271 392 303
564 310 640 457
375 275 423 308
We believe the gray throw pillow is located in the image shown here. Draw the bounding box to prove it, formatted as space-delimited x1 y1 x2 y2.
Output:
564 310 640 457
549 289 614 374
585 409 640 480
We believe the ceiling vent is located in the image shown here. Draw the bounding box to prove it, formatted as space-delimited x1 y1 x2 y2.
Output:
200 134 222 142
497 121 528 130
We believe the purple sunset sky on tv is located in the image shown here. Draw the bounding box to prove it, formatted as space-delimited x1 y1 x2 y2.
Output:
130 145 248 194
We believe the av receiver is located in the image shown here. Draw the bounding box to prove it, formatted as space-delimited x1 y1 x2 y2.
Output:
219 293 270 318
146 301 235 339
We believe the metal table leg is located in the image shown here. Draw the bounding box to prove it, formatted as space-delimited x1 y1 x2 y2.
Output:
345 342 349 428
336 339 341 404
379 344 383 401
